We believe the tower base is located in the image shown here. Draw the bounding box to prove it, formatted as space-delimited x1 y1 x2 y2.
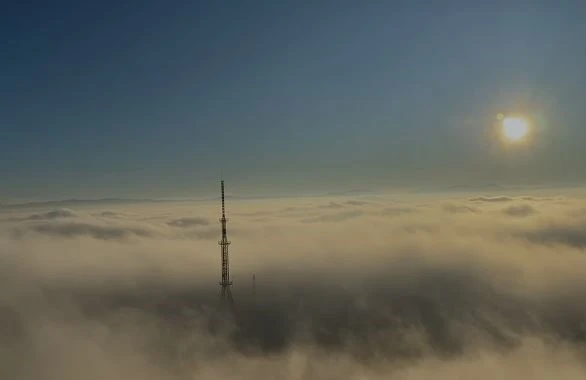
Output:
220 284 237 316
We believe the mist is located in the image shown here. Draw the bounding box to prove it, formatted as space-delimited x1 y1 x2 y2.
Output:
2 191 586 379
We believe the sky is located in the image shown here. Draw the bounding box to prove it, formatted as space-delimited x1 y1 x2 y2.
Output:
1 1 585 200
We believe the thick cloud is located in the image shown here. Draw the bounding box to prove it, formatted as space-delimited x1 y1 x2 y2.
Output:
95 210 126 218
2 191 586 379
27 208 78 220
301 210 364 223
318 200 371 209
443 203 481 214
318 201 345 209
167 217 210 228
345 200 370 206
520 196 555 201
379 207 416 216
503 204 537 217
522 222 586 248
19 221 157 241
469 196 513 203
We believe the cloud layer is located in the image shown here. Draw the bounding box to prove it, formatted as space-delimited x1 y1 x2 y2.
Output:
1 190 586 379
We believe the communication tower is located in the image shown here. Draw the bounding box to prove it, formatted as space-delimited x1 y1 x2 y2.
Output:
218 180 235 311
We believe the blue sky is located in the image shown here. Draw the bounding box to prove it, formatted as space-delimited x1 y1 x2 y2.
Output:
1 1 585 200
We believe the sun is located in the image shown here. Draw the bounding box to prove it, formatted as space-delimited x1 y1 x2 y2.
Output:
502 116 529 142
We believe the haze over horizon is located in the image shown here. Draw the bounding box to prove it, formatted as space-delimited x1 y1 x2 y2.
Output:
2 1 586 200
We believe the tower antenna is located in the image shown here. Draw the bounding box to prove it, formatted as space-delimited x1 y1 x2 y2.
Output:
218 180 235 312
252 273 256 301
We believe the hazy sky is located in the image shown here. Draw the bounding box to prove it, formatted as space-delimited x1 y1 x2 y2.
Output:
1 1 585 200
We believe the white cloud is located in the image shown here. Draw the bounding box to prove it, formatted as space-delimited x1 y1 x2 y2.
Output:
1 191 586 378
469 196 514 203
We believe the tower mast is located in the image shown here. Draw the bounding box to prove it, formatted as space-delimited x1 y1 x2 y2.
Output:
252 273 256 301
218 180 235 310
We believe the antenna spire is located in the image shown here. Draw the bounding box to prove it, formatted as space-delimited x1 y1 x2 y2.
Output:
221 180 226 220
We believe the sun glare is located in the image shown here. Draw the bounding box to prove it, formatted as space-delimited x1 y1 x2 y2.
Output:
502 116 529 142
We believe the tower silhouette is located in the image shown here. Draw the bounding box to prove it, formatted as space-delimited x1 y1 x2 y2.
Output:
218 180 235 311
252 273 256 301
